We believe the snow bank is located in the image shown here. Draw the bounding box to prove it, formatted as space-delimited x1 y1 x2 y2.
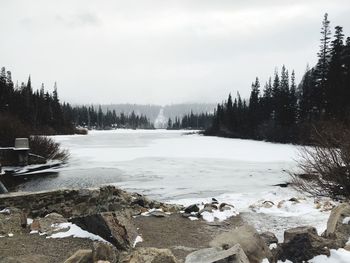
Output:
310 249 350 263
171 187 333 240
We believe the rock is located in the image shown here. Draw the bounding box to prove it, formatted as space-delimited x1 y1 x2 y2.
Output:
283 226 318 243
260 231 278 245
219 203 234 211
204 203 218 210
148 210 169 218
181 213 192 218
120 247 179 263
92 241 118 263
324 203 350 246
279 226 333 263
71 212 138 250
64 249 93 263
184 204 199 214
212 198 219 204
210 224 272 263
344 244 350 251
262 201 274 208
185 244 249 263
30 213 68 234
288 197 299 203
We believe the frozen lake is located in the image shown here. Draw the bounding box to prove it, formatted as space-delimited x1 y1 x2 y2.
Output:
21 129 299 201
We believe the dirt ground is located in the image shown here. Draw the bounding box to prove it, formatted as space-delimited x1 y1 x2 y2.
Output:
0 211 243 263
0 234 93 263
133 213 244 261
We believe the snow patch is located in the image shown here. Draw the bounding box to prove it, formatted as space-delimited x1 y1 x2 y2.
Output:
343 217 350 224
46 223 107 242
310 249 350 262
133 235 143 248
0 208 10 214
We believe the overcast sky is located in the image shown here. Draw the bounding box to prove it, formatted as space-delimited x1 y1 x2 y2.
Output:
1 0 349 105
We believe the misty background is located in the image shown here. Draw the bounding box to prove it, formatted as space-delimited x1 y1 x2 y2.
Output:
1 0 349 106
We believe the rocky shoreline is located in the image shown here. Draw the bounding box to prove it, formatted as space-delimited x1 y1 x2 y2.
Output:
0 186 350 263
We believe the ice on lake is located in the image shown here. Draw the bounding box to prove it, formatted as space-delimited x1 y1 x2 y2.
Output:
20 129 299 200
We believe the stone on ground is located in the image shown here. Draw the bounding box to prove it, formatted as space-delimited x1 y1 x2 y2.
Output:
279 226 332 263
185 244 249 263
92 241 119 262
324 203 350 247
71 211 138 250
64 249 92 263
210 224 272 263
120 247 179 263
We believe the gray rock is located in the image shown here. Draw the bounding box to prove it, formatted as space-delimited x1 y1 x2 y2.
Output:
284 226 318 243
324 203 350 247
184 204 199 214
92 241 118 263
279 226 333 263
120 247 179 263
64 249 93 263
185 244 249 263
31 212 68 234
149 210 169 217
260 231 278 245
210 224 272 263
71 212 138 250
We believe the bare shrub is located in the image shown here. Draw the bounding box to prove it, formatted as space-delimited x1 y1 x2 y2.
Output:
291 123 350 199
29 136 69 162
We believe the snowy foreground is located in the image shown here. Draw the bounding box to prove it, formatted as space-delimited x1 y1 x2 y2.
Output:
23 129 350 261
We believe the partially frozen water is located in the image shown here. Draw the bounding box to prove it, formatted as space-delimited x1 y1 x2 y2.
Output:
20 130 335 242
20 129 299 200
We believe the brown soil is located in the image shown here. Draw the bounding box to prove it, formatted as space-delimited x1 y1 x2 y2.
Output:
133 213 244 262
0 234 93 263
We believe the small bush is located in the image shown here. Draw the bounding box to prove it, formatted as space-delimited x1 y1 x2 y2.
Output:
291 123 350 199
29 136 69 162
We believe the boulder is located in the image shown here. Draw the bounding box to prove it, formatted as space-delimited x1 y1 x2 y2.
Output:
64 249 92 263
185 244 249 263
184 204 199 214
120 247 179 263
324 203 350 246
260 231 278 245
279 226 332 263
71 212 138 250
284 226 318 243
210 224 272 263
30 213 67 234
92 241 119 263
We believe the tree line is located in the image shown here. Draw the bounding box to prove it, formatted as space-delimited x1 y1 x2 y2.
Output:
167 112 213 130
205 14 350 144
62 104 153 130
0 70 153 146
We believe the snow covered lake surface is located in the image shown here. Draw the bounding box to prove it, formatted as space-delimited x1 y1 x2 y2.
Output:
20 130 334 242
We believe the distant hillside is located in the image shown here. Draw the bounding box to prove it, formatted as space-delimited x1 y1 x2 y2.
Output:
98 103 216 123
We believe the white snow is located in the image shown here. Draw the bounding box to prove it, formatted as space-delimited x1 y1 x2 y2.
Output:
8 233 13 237
133 235 143 247
343 217 350 224
0 208 10 214
310 249 350 263
47 223 107 242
